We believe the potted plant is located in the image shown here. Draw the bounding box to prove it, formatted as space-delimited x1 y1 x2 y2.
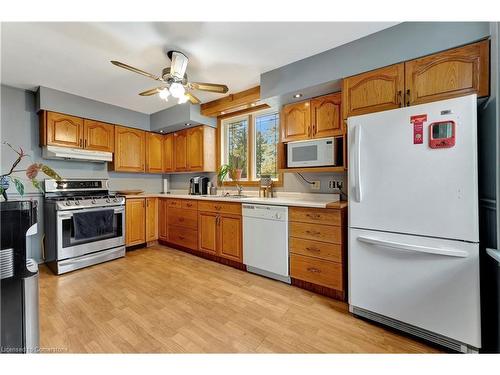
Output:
0 141 61 200
217 164 231 196
228 156 243 182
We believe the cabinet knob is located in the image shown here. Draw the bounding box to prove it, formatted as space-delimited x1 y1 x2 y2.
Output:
307 267 321 273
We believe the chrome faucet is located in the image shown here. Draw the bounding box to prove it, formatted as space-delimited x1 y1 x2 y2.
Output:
236 184 243 196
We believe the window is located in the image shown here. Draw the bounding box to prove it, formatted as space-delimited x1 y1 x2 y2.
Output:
220 109 281 184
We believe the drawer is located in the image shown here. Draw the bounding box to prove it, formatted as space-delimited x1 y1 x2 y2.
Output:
290 254 343 290
290 237 342 263
167 199 182 208
198 201 241 215
168 225 198 250
290 222 342 244
168 207 198 229
289 207 341 226
182 200 198 210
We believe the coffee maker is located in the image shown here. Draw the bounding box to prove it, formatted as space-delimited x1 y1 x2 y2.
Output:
189 176 209 195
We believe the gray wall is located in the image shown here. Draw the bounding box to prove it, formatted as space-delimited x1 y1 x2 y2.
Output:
1 84 163 262
37 86 150 130
261 22 491 102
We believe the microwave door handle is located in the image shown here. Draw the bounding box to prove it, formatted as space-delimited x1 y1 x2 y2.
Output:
350 125 362 202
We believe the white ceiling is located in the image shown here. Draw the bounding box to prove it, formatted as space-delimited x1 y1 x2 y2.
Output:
1 22 398 114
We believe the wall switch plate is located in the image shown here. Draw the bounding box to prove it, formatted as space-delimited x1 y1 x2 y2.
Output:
311 181 321 190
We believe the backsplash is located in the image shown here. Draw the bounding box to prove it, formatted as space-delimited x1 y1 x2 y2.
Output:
167 171 346 195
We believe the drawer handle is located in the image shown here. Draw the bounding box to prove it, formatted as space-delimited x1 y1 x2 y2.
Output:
186 203 193 207
306 213 321 219
305 230 320 236
178 236 185 240
214 205 222 210
306 247 320 253
307 267 321 273
179 217 184 222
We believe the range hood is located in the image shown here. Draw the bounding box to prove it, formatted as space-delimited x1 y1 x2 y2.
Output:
42 145 113 163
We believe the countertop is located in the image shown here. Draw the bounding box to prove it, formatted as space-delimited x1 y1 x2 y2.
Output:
118 191 347 209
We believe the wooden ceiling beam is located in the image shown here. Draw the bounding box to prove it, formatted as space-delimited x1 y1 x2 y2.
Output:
200 86 262 117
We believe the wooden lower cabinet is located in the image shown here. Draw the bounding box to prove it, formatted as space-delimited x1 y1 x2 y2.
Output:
145 198 158 242
289 206 346 300
197 201 243 263
166 199 198 250
198 211 218 254
158 199 168 241
126 198 146 246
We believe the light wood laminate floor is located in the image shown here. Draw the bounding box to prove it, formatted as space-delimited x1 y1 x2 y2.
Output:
39 245 442 353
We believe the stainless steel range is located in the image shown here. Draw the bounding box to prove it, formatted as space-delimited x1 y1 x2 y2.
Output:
43 179 125 274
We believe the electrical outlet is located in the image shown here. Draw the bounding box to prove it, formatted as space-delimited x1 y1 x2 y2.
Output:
311 180 321 190
328 179 343 190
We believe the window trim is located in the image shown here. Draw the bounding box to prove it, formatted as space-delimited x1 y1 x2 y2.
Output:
217 108 283 187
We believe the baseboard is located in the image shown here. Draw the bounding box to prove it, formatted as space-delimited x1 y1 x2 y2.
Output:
291 278 345 301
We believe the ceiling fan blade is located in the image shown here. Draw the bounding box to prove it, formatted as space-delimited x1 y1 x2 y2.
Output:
168 51 189 80
139 87 165 96
190 82 229 94
111 60 161 81
186 92 201 104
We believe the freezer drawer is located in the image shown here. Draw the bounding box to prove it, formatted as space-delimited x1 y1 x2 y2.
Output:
348 228 481 349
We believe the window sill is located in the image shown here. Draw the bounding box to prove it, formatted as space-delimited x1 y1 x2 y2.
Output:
220 180 283 188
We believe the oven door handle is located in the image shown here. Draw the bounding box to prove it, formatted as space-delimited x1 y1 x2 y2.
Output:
57 206 125 217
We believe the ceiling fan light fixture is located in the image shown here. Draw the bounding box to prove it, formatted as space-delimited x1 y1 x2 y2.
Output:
159 88 170 101
169 82 185 99
177 94 189 104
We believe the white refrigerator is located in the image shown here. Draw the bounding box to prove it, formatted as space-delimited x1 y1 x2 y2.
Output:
347 94 481 353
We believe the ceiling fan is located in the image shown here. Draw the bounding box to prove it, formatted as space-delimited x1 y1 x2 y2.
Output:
111 50 229 105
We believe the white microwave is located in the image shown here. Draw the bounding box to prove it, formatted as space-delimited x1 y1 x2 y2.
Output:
287 137 335 168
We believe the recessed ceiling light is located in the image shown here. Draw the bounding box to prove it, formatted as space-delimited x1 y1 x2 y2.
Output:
160 130 164 133
185 123 191 126
293 93 303 99
221 111 226 115
250 103 256 107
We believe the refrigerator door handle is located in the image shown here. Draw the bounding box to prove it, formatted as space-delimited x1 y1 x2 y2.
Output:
357 236 469 258
486 248 500 265
350 124 362 202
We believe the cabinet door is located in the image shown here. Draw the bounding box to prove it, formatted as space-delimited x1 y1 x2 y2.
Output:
218 214 242 262
198 212 218 254
173 130 188 171
405 40 489 106
145 197 158 242
311 93 342 138
281 101 311 142
342 63 404 119
83 120 114 152
45 112 84 148
158 199 168 241
187 126 204 171
163 133 174 173
146 133 164 173
113 126 145 172
126 198 145 246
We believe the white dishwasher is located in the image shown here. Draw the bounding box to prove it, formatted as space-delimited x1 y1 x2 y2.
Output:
242 204 290 283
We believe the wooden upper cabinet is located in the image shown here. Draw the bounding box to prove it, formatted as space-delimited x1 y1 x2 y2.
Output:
281 101 311 142
218 214 242 262
342 63 405 120
173 130 188 171
145 197 158 242
42 111 84 148
111 125 145 172
311 93 342 138
163 133 174 173
187 126 204 171
126 198 145 246
405 39 490 106
83 119 114 152
145 132 164 174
